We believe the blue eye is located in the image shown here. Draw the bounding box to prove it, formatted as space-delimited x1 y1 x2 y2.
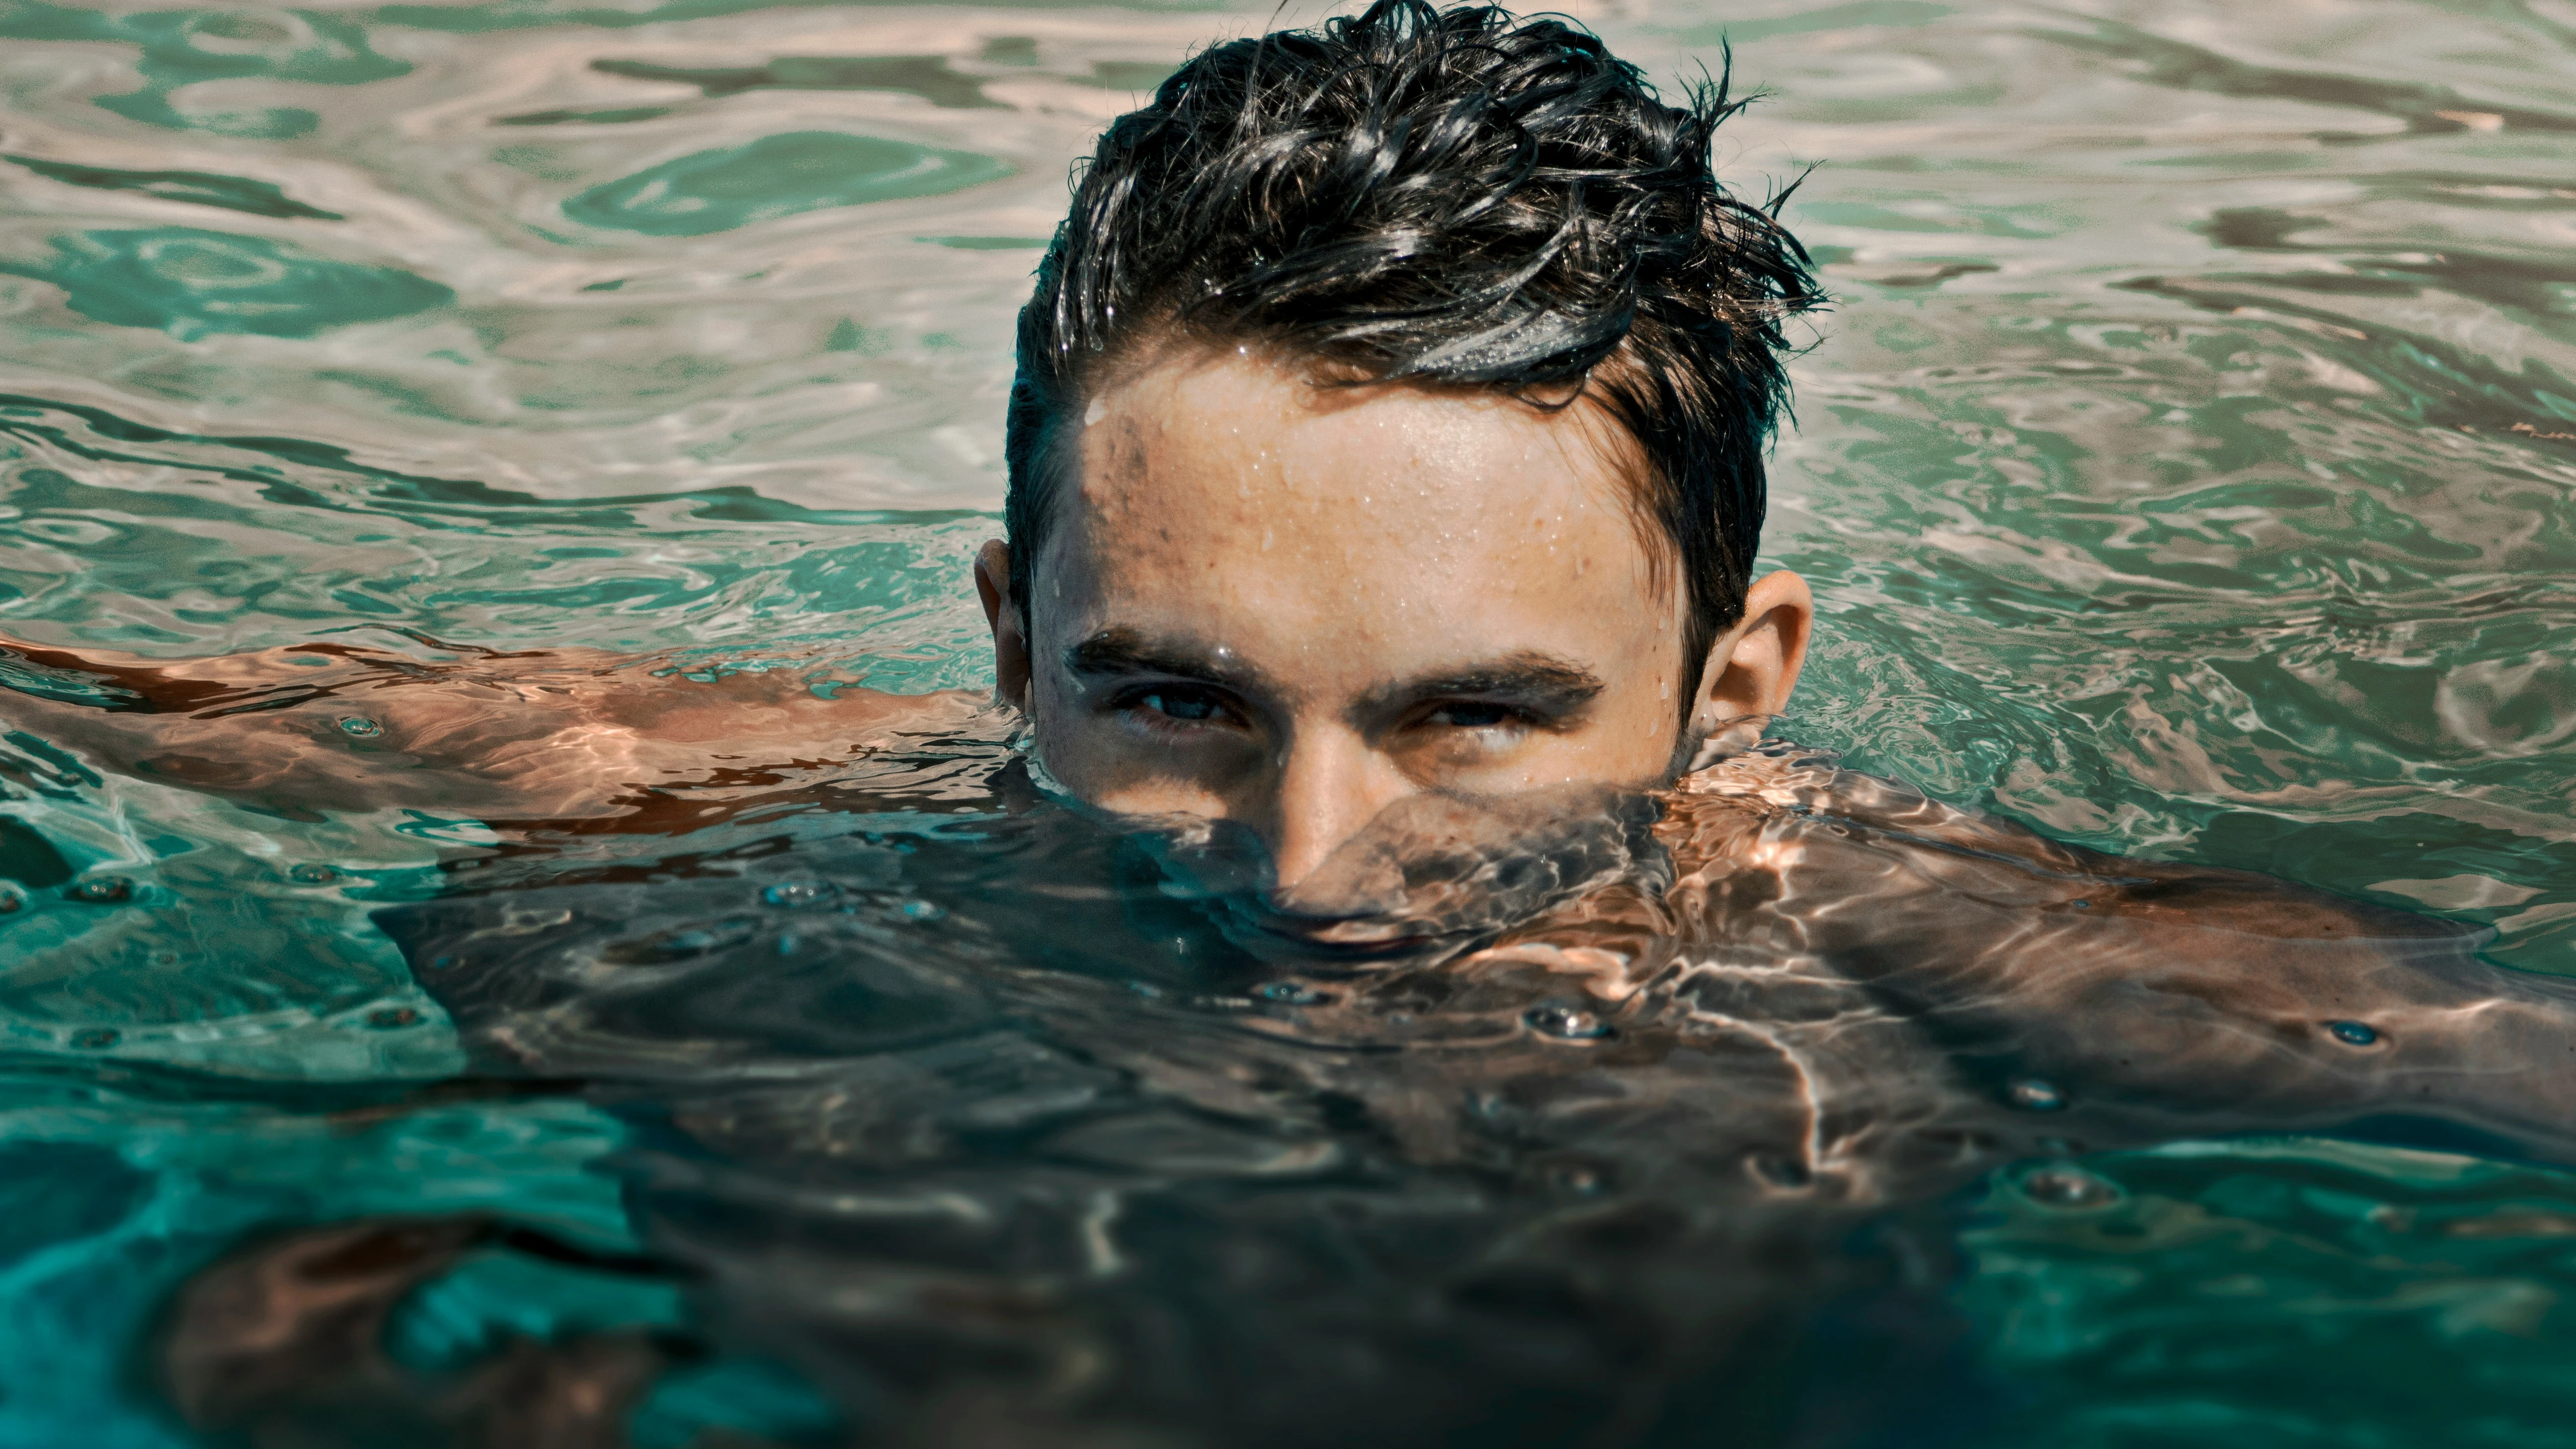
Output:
1139 690 1222 722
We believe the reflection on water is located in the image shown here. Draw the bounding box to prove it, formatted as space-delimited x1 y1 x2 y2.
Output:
563 132 1014 236
2 227 455 337
0 0 2572 1444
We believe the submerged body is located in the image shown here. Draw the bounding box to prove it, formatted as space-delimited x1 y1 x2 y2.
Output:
2 607 2562 1447
128 729 2563 1448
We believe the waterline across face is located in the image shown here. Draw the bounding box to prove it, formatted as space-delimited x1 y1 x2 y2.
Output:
977 342 1812 908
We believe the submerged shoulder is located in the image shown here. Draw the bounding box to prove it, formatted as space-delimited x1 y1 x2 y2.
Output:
1658 741 2471 952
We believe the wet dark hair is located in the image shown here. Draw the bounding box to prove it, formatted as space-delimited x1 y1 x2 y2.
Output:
1005 0 1820 698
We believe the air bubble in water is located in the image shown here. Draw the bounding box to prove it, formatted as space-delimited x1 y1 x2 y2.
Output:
337 717 383 738
898 899 944 921
2006 1077 2067 1112
1542 1158 1610 1195
1525 1003 1611 1040
762 880 839 908
289 864 335 885
604 918 760 964
67 877 132 904
1749 1151 1813 1189
2328 1020 2379 1046
2020 1167 2121 1209
1256 980 1330 1006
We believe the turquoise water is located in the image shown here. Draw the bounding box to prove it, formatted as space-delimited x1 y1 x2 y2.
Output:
0 0 2572 1444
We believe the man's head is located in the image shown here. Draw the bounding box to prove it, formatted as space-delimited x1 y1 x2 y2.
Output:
977 0 1821 892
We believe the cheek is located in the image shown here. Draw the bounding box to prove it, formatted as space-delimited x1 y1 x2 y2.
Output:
1591 687 1687 771
1538 666 1691 785
1556 701 1683 782
1026 664 1101 764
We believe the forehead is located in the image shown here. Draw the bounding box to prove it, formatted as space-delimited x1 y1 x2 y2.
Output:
1034 344 1681 681
1058 346 1663 587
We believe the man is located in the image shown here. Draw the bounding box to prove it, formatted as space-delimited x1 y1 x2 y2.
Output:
0 1 2568 1158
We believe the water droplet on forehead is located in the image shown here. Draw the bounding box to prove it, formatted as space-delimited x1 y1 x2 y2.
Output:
336 716 383 738
2006 1077 2067 1112
2328 1020 2380 1046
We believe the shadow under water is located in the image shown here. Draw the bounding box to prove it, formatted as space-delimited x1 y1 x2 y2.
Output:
149 738 2564 1449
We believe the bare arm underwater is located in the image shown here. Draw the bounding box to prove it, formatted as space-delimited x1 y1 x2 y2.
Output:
0 632 983 826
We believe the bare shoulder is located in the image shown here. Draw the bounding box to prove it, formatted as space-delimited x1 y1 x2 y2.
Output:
1658 742 2462 955
1647 743 2576 1156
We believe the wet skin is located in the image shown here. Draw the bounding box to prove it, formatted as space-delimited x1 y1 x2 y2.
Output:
0 342 2570 1162
977 342 1810 898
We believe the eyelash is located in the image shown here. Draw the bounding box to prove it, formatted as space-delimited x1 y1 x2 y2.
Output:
1109 688 1545 736
1422 701 1533 730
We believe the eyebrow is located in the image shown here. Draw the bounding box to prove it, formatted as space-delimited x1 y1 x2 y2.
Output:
1359 652 1606 716
1056 626 1597 722
1064 628 1269 692
1064 630 1606 720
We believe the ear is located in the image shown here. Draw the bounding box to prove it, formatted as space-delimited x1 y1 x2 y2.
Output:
973 539 1032 711
1688 569 1814 734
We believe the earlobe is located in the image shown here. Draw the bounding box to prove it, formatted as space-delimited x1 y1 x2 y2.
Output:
973 540 1033 710
1687 569 1815 734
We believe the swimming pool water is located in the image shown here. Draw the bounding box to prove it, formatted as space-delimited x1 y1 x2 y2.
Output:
0 0 2571 1444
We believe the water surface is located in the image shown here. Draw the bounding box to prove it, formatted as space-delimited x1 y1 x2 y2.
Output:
0 0 2572 1444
